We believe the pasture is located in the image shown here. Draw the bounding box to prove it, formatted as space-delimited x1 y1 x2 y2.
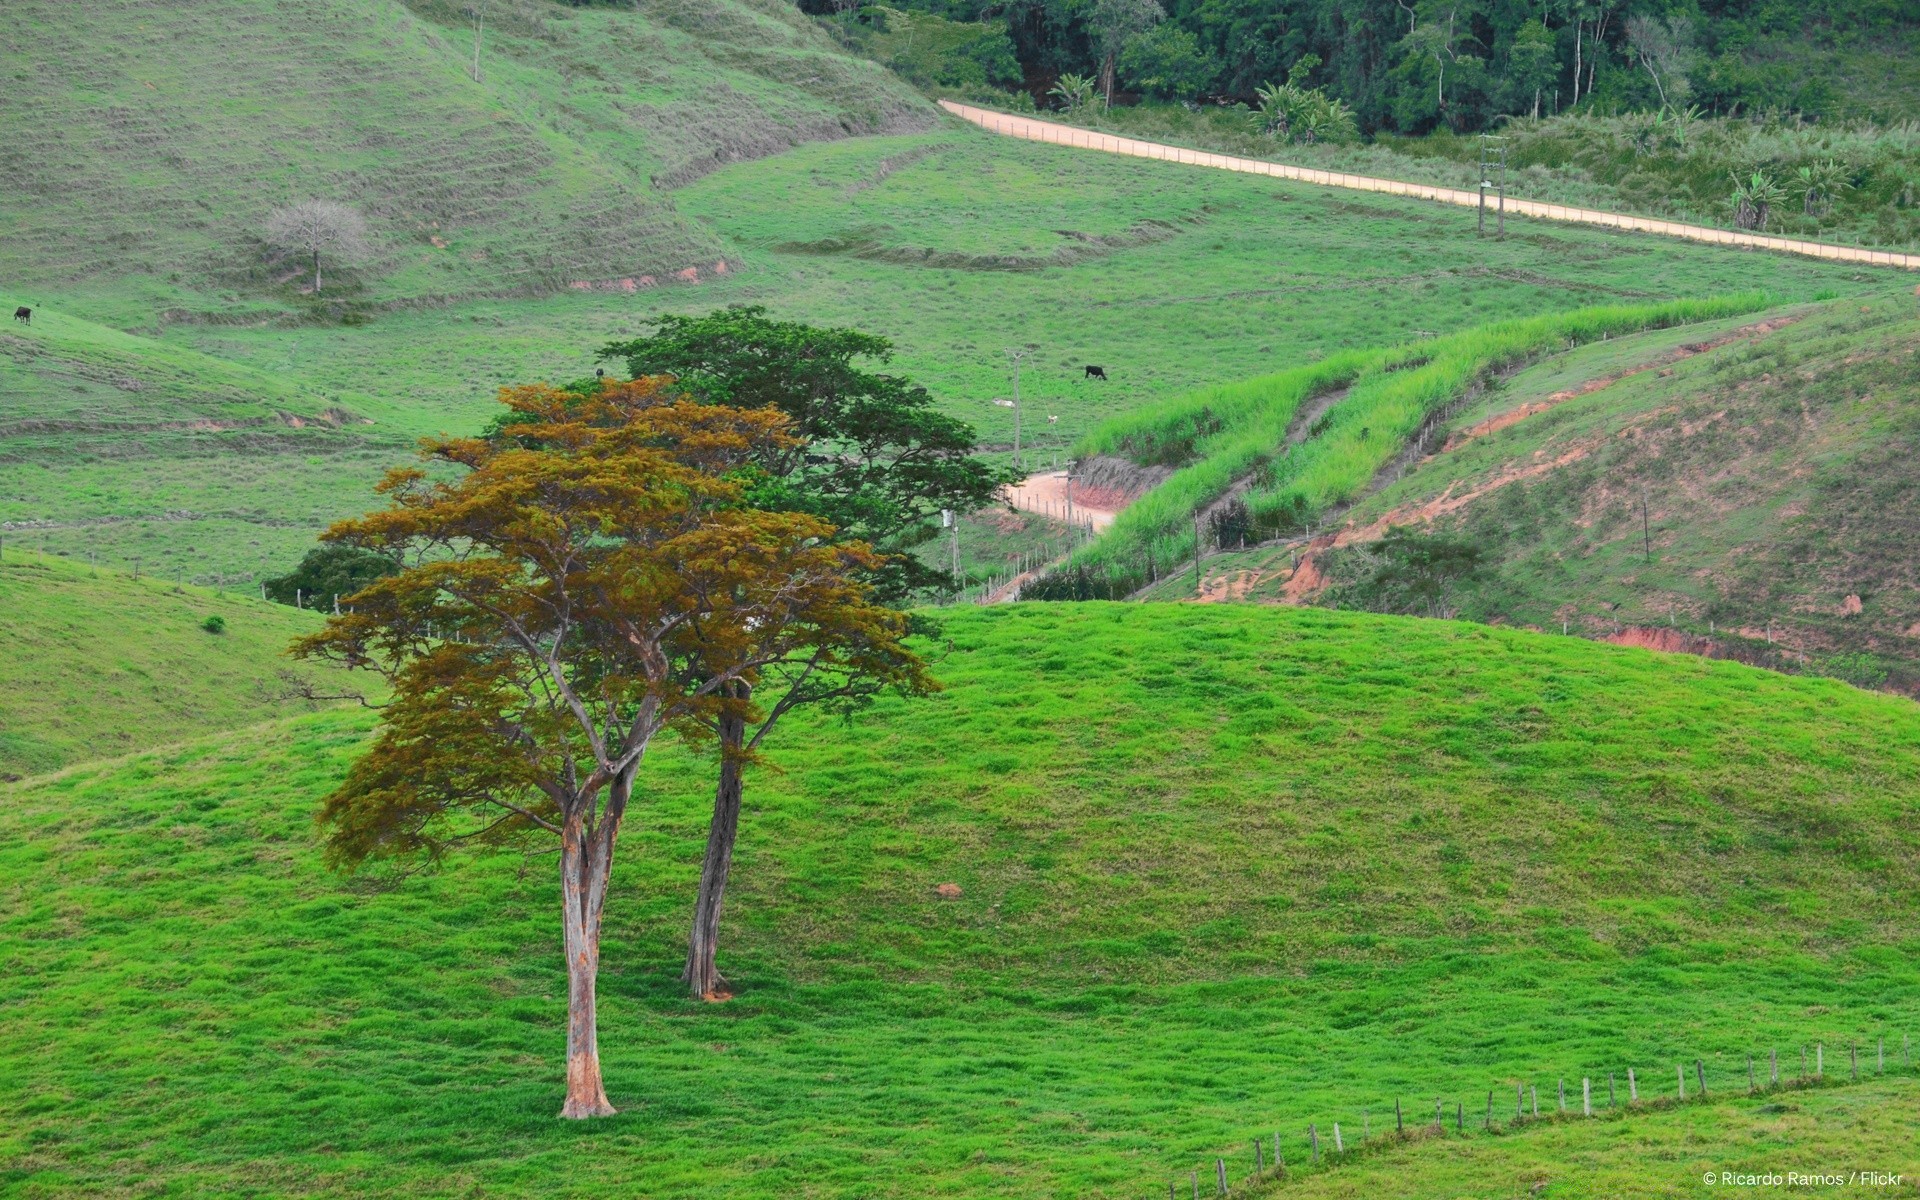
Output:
3 602 1917 1196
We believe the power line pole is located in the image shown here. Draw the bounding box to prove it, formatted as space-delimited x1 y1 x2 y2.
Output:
469 1 485 82
1478 135 1508 238
1005 344 1036 471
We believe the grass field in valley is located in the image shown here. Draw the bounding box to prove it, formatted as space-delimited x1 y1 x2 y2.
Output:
3 601 1918 1197
7 123 1896 587
0 557 354 777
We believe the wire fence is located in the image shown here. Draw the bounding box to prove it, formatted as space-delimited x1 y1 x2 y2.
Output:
1161 1033 1917 1197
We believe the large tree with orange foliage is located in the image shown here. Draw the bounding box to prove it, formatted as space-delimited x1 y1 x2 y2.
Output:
293 378 931 1118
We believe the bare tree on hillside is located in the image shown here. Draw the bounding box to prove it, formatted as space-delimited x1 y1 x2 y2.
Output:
264 200 371 295
1625 14 1693 111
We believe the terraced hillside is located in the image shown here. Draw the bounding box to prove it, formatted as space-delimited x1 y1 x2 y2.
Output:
0 555 357 777
0 0 931 321
3 603 1917 1196
1154 293 1920 688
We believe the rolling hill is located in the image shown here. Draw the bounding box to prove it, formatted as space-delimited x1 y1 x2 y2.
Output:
0 555 360 777
1162 292 1920 689
0 0 932 322
2 602 1916 1195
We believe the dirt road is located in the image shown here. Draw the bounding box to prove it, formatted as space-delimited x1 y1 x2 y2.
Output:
1005 470 1122 530
939 100 1920 272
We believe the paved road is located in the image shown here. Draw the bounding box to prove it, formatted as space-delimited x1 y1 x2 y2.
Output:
939 100 1920 272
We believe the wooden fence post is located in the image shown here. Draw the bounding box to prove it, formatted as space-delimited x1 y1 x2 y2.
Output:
1628 1067 1638 1102
1395 1098 1403 1134
1516 1083 1524 1119
1434 1098 1443 1132
1333 1122 1343 1154
1531 1084 1539 1117
1696 1060 1706 1097
1851 1044 1858 1081
1254 1138 1262 1175
1557 1079 1565 1112
1582 1077 1591 1116
1485 1091 1493 1130
1216 1157 1226 1195
1309 1124 1319 1163
1274 1132 1282 1174
1817 1042 1823 1078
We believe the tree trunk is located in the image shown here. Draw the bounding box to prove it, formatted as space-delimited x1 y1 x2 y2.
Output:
313 248 323 294
684 693 747 999
1100 53 1116 109
1573 23 1582 106
559 808 616 1118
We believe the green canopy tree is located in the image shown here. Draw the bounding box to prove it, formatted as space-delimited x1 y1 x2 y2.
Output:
601 308 1009 997
294 377 929 1112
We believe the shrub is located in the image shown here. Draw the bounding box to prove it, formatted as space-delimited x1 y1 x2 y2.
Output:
202 615 227 634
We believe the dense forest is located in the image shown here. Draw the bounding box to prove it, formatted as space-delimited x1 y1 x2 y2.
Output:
801 0 1920 132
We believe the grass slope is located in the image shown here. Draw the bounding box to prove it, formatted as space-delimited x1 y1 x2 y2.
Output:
13 125 1893 587
0 298 412 586
0 0 929 320
3 603 1917 1196
0 555 357 777
1287 292 1920 684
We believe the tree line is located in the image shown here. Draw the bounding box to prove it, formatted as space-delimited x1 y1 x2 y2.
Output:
291 308 1013 1117
812 0 1915 132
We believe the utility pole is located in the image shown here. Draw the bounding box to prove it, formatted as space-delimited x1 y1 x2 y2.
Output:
469 2 485 82
1005 344 1037 471
1193 510 1205 596
943 509 959 593
1478 135 1508 238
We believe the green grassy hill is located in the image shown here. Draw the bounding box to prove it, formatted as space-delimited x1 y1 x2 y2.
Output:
0 298 411 585
10 125 1894 589
1244 292 1920 688
0 0 930 322
0 555 360 777
3 602 1916 1195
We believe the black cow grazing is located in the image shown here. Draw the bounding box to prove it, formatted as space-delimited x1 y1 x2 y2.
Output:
12 307 29 325
1084 364 1108 380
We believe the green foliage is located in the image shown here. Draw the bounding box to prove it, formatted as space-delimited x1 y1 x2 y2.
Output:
201 615 227 635
598 306 1014 595
835 6 1023 92
263 545 400 610
1335 526 1485 618
953 0 1919 133
1049 71 1098 111
1250 79 1358 144
1729 169 1788 230
6 602 1920 1192
1119 25 1214 101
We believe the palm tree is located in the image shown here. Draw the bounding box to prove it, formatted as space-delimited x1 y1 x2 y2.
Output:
1049 73 1097 113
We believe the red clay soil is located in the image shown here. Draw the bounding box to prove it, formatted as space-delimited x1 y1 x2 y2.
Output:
1269 314 1810 605
1440 314 1805 451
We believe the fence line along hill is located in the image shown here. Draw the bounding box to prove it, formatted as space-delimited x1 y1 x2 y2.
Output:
939 101 1920 271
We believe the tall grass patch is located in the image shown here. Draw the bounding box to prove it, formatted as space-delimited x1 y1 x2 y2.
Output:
1033 293 1771 599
